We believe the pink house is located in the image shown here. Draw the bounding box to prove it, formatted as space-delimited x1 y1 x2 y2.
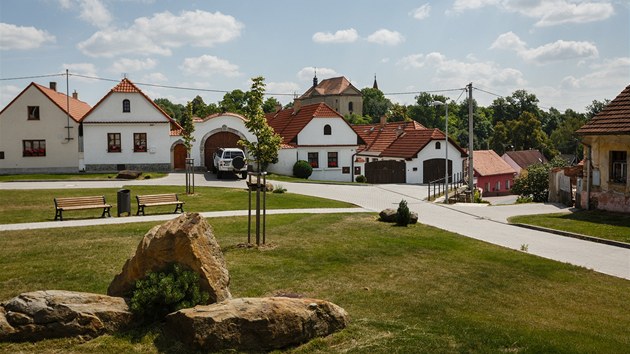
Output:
474 150 517 197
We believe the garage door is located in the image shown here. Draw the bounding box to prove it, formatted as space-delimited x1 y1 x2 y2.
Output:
423 158 452 183
365 160 406 184
204 132 241 169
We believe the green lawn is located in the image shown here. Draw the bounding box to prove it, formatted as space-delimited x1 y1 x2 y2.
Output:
509 210 630 244
1 213 629 353
0 172 166 181
0 186 356 224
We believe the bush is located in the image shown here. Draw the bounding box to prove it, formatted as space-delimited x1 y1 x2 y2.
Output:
293 160 313 179
130 263 209 322
273 184 287 193
396 199 411 226
355 175 367 183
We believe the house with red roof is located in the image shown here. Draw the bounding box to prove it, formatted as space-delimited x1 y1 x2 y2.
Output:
81 78 182 172
501 149 547 176
473 150 516 197
0 82 91 174
266 102 362 181
352 120 468 184
296 76 363 117
576 84 630 213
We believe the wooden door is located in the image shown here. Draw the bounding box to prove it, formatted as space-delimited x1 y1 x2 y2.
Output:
173 143 187 170
204 132 241 169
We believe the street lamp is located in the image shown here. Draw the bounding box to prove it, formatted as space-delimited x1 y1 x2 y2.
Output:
430 100 449 204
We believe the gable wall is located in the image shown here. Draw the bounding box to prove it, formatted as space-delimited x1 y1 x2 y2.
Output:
84 92 166 122
298 117 357 145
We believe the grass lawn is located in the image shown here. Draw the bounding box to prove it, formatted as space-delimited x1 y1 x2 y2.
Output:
509 210 630 244
0 186 355 224
0 172 166 182
1 213 629 353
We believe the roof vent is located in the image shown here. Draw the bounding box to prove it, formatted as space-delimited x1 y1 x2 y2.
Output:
49 82 57 91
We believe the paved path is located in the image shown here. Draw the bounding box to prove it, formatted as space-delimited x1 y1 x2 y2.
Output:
1 172 629 280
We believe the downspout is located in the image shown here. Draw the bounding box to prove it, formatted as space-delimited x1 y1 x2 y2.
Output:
583 142 592 210
351 150 357 182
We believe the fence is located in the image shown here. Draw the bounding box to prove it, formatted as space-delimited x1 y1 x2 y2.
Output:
427 172 466 202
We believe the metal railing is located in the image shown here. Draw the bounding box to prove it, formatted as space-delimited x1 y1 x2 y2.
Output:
427 172 466 202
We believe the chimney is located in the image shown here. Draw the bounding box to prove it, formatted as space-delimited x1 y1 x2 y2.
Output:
293 99 302 113
49 82 57 91
380 115 387 127
72 90 78 100
275 102 283 112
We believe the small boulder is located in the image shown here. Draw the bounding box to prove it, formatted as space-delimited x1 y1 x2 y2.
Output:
379 208 397 222
165 297 349 352
116 170 142 179
0 290 134 342
410 211 418 224
107 213 231 303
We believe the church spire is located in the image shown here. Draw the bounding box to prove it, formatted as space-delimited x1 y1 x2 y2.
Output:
313 68 318 87
372 74 379 90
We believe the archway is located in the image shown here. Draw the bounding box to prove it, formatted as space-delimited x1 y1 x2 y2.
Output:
204 131 242 170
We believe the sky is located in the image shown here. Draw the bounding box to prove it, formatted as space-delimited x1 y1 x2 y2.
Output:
1 0 629 113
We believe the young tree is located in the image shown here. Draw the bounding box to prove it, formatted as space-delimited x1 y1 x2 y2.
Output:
180 102 195 155
239 77 282 172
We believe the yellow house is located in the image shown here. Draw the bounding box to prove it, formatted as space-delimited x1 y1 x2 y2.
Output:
295 76 362 117
576 84 630 213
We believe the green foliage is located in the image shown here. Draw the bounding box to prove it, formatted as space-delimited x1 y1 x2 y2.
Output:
272 184 287 194
355 175 367 183
238 77 282 172
511 157 567 202
293 160 313 179
219 89 248 115
130 263 209 321
361 87 391 122
262 97 282 113
396 199 411 226
154 98 185 125
180 102 195 152
344 113 372 125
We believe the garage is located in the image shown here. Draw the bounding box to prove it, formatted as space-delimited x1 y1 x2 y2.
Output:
423 158 452 183
365 160 406 184
204 132 241 169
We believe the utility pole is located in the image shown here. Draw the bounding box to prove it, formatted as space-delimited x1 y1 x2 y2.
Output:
467 82 474 193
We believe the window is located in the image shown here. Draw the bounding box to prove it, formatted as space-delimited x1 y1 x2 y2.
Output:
610 151 627 183
23 140 46 157
308 152 319 168
435 141 441 149
134 133 147 152
495 181 501 191
327 152 338 168
0 151 4 159
108 133 121 152
122 99 131 113
506 179 511 190
348 101 354 113
324 124 332 135
27 106 40 120
485 182 490 192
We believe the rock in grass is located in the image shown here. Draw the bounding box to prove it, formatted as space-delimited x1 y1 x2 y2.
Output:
379 209 418 224
107 212 231 303
165 297 349 352
0 290 134 342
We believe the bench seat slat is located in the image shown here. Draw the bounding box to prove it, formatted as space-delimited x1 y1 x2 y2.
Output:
54 195 111 221
136 193 184 216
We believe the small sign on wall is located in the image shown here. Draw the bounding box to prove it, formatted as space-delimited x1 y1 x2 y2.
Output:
342 167 350 174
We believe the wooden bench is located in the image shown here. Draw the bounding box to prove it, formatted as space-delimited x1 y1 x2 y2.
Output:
136 193 184 216
54 196 111 221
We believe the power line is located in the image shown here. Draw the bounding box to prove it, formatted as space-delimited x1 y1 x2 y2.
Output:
0 73 65 81
383 87 466 96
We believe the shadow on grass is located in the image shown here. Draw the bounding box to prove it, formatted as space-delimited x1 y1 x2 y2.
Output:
557 209 630 228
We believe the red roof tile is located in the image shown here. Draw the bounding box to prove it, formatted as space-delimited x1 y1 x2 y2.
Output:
576 84 630 135
473 150 516 176
503 150 547 168
266 103 346 145
0 82 92 123
298 76 361 99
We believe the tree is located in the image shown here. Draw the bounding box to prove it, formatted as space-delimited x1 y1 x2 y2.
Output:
219 89 248 115
361 87 391 122
408 92 447 129
262 97 282 113
180 102 195 154
490 121 510 155
550 109 587 158
154 98 185 125
585 99 610 120
190 95 219 118
238 77 282 172
511 157 567 202
490 90 540 124
387 103 410 122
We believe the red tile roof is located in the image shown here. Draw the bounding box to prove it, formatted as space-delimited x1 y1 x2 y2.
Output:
0 82 92 123
298 76 361 99
353 121 467 158
266 103 347 145
503 150 547 168
576 84 630 135
473 150 516 176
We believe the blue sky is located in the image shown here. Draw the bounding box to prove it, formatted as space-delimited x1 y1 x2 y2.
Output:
1 0 628 113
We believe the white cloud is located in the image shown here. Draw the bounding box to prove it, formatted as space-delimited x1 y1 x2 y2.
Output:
398 52 526 88
180 55 241 78
78 0 112 28
0 85 22 109
142 72 168 83
78 10 243 57
367 29 405 46
266 81 300 95
452 0 614 27
562 57 630 89
297 67 339 81
410 4 432 20
312 28 358 44
110 58 157 74
491 32 598 64
62 63 99 82
0 23 55 50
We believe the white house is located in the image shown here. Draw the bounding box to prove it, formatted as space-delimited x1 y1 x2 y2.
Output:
81 78 182 172
352 121 467 184
266 103 362 182
0 82 91 174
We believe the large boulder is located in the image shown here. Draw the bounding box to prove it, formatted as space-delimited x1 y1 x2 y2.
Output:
115 170 142 179
0 290 134 342
165 297 349 352
379 208 418 224
107 213 231 303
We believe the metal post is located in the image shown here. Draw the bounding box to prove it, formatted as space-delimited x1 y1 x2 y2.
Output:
255 173 261 246
468 82 474 193
263 172 266 245
247 173 252 244
444 102 449 204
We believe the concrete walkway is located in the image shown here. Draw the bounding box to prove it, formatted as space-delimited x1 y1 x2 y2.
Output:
1 172 629 280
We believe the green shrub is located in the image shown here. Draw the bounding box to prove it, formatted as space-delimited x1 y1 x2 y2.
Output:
396 199 411 226
293 160 313 179
355 175 367 183
273 184 287 193
130 263 209 321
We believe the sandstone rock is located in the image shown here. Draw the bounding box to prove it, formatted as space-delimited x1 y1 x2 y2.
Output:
115 170 142 179
165 297 349 352
107 213 231 303
379 208 397 222
0 290 133 342
410 211 418 224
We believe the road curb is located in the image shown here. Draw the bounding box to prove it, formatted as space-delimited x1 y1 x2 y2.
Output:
512 223 630 249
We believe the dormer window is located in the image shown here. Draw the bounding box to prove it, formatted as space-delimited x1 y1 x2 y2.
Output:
435 141 441 149
122 99 131 113
324 124 332 135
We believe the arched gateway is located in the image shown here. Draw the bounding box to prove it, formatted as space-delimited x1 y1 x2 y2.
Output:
203 131 242 170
